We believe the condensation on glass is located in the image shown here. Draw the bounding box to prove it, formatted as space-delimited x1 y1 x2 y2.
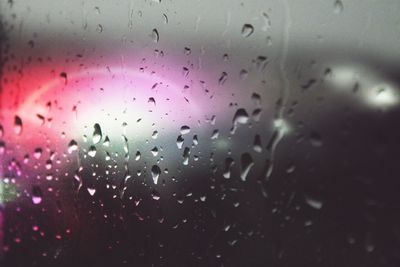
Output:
1 0 400 266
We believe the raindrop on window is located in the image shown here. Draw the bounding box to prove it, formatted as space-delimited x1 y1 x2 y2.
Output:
14 116 23 135
88 146 97 157
241 23 254 37
240 153 254 181
31 186 43 205
151 28 159 43
92 123 102 144
334 0 344 14
68 140 78 153
151 165 161 184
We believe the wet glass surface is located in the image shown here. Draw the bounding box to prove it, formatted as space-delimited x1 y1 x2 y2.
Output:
1 0 400 266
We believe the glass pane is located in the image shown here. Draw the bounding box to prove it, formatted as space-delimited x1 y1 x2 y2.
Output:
1 0 400 266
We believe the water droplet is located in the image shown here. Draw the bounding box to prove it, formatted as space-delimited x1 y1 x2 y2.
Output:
87 187 96 196
192 135 198 146
96 24 103 33
14 116 23 135
241 23 254 37
223 157 234 179
148 97 156 107
309 132 323 147
151 28 159 43
122 122 128 134
33 148 42 159
254 56 268 71
211 129 219 140
152 130 158 139
88 146 97 157
162 13 168 23
266 36 272 45
239 69 248 80
304 220 313 227
36 114 45 125
232 108 250 133
151 165 161 184
263 159 273 181
266 130 279 152
32 186 43 204
333 0 344 14
103 135 110 147
151 189 160 200
305 196 323 209
252 109 262 121
177 135 184 149
92 123 102 144
68 140 78 153
234 108 249 124
240 153 254 181
60 72 68 84
251 93 262 106
182 67 189 77
151 146 159 156
135 151 141 161
154 49 164 57
262 12 272 31
223 53 229 61
122 136 129 156
180 125 190 135
0 141 5 155
253 135 262 153
45 159 53 170
182 147 190 165
286 164 296 174
365 232 375 252
184 47 191 55
218 72 228 85
228 239 238 246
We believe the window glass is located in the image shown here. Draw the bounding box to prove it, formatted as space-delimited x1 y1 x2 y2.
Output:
1 1 400 266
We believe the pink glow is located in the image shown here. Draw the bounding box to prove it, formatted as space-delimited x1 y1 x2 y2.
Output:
0 209 2 258
1 63 220 146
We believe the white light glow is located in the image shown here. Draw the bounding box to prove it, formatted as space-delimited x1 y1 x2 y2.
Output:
365 84 399 108
273 118 291 135
327 65 360 89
